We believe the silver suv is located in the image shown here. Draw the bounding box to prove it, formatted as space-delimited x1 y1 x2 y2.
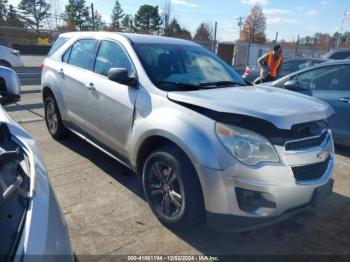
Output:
41 32 335 231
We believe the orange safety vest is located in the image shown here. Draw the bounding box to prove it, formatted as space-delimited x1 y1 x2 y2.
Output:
267 51 282 78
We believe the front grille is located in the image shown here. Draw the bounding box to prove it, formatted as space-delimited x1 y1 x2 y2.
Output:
292 157 330 181
285 131 327 151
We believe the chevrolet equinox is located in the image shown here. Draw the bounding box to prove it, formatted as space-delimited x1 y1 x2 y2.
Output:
41 32 335 231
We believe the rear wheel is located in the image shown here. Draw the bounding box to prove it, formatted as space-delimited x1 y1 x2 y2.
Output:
142 145 205 228
44 95 69 139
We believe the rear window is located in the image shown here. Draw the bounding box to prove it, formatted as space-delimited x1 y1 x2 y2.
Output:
329 52 350 60
48 37 68 56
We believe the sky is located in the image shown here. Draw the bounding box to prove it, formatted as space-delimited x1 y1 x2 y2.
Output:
7 0 350 42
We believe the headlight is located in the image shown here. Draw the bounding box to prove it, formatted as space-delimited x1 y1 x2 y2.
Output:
215 122 279 165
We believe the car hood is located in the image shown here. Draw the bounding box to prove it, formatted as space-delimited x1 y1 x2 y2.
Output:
167 85 334 130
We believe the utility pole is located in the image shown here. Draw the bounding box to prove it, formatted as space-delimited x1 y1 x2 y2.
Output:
237 16 244 36
91 3 95 31
295 34 300 58
212 21 217 53
275 31 278 43
337 10 349 48
246 28 253 66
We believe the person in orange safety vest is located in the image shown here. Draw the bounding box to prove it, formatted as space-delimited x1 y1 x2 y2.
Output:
257 45 283 83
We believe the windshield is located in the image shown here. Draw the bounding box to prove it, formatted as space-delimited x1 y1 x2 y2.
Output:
133 43 246 91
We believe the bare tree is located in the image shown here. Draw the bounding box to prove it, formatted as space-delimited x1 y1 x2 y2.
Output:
240 5 266 44
48 0 62 29
193 22 213 42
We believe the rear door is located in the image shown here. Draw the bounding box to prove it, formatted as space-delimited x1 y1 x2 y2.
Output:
59 39 98 132
292 65 350 144
85 39 138 157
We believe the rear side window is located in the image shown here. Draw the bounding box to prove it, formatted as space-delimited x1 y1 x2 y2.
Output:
94 40 134 76
48 37 68 56
62 47 71 63
67 39 97 70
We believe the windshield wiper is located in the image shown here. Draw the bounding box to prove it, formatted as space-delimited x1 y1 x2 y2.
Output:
199 81 244 87
156 80 202 90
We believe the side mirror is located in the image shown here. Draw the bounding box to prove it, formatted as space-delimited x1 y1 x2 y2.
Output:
0 66 21 106
107 68 138 87
283 80 300 90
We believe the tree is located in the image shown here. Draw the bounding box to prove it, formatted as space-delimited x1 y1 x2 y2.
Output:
193 23 212 42
49 0 62 29
134 5 162 34
121 14 134 32
18 0 51 32
240 5 266 44
63 0 90 30
6 4 25 27
0 0 8 22
314 33 332 49
164 18 191 40
111 0 124 30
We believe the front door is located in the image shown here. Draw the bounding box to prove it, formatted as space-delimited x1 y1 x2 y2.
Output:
85 40 138 157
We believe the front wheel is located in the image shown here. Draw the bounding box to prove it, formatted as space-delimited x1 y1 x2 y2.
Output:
44 95 69 139
142 145 205 228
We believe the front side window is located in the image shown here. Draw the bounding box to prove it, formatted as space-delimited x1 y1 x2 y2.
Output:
94 40 134 76
67 39 97 70
294 65 350 91
133 43 246 91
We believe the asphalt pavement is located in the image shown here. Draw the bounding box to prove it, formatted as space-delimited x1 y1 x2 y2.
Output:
5 84 350 257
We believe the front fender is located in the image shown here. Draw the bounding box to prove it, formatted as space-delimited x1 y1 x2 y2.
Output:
130 106 235 171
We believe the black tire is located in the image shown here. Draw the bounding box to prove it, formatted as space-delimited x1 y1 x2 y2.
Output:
0 60 11 68
44 95 69 139
142 145 205 228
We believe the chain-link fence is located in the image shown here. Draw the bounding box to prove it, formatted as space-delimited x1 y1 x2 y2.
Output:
0 26 59 55
0 25 215 68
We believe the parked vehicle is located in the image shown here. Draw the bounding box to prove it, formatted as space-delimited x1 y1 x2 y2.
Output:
0 44 24 68
0 39 13 49
42 32 335 231
323 48 350 60
0 66 73 260
266 60 350 147
243 58 327 83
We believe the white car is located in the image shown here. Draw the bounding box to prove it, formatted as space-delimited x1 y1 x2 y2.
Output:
0 66 73 260
0 45 24 67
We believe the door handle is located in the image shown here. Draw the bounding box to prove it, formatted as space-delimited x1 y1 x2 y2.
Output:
339 97 350 104
87 82 96 91
58 68 64 77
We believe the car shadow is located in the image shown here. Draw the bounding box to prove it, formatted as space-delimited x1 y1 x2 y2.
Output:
57 135 350 255
335 145 350 158
56 134 145 200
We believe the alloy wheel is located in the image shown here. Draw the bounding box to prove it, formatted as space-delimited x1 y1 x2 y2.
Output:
46 100 58 134
148 161 184 217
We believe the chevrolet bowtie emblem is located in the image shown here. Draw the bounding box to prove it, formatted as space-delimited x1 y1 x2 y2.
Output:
316 151 329 162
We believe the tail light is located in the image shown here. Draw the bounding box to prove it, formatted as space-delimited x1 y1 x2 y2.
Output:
40 63 44 72
245 66 250 75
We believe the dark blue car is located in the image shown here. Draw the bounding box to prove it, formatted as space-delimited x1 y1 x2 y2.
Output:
267 60 350 147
